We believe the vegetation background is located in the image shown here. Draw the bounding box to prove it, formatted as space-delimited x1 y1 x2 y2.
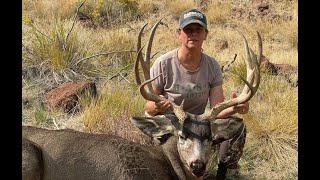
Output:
22 0 298 179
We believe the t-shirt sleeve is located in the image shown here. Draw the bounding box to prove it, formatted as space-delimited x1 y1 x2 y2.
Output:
209 59 223 88
150 59 164 91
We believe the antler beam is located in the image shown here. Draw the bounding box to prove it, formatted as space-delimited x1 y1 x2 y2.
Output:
200 31 262 120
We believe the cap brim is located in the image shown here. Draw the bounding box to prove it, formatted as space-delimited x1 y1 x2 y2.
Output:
180 19 207 29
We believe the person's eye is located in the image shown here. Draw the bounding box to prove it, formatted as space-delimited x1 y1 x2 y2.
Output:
184 29 191 33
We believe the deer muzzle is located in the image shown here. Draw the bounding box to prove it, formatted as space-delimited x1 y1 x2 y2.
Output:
190 160 206 178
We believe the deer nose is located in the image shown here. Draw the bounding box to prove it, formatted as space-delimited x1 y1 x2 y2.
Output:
190 160 206 177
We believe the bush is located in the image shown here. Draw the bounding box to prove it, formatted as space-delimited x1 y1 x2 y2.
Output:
79 0 139 28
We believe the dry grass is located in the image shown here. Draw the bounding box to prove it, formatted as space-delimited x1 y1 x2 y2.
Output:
81 82 154 145
206 0 232 26
162 0 197 19
22 0 298 179
22 0 77 20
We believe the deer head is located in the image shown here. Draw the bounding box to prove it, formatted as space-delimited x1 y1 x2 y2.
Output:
131 19 261 178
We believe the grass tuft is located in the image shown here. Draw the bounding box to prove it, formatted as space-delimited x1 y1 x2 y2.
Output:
22 0 298 178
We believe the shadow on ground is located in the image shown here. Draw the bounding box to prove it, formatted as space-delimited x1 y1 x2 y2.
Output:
202 170 253 180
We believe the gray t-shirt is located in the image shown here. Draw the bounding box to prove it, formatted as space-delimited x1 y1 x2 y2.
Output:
150 48 223 115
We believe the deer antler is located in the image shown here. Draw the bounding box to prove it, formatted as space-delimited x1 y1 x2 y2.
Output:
200 31 262 120
134 23 148 86
134 19 187 123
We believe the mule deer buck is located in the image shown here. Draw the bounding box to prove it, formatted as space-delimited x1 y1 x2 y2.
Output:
22 19 262 180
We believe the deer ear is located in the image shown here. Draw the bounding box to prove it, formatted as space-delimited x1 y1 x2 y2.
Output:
131 115 176 138
211 116 245 141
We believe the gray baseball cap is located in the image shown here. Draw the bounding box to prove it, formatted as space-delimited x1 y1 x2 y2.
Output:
179 9 207 29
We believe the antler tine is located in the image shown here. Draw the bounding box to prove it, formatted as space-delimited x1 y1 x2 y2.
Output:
136 19 163 101
169 100 188 124
200 31 262 120
134 23 148 86
144 18 163 87
135 19 163 89
137 18 165 102
139 73 166 102
256 31 262 66
137 23 148 58
134 45 145 85
135 18 162 82
238 30 261 96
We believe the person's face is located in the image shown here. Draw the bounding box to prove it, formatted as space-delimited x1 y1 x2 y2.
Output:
178 23 208 50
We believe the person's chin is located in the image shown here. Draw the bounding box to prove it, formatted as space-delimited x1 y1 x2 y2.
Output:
188 41 200 46
187 44 200 49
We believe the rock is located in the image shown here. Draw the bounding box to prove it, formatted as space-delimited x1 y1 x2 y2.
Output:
45 81 97 113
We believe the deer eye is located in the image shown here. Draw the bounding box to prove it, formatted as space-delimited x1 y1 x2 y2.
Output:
178 131 187 141
179 134 187 140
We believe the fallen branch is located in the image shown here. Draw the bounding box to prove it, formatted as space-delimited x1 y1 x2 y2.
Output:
75 50 136 66
109 63 132 81
52 117 60 130
222 54 237 73
64 0 87 49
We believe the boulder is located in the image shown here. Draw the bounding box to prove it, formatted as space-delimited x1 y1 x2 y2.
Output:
45 81 97 113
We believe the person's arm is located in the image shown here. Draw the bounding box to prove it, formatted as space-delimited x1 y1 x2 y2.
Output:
209 85 249 119
145 85 171 116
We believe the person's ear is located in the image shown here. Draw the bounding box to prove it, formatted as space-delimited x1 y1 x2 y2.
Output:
204 29 208 40
177 29 182 41
177 28 181 35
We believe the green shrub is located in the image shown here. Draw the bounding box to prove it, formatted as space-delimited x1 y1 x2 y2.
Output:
79 0 139 27
34 108 50 124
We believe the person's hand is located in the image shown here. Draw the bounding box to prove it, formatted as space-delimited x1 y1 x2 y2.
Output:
154 95 171 113
231 92 249 114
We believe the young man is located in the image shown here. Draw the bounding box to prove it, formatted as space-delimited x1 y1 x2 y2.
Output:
145 9 248 179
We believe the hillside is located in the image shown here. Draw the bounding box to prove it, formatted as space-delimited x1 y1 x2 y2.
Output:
22 0 298 179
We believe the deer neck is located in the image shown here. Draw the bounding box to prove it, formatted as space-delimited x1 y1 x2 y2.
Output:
161 136 195 180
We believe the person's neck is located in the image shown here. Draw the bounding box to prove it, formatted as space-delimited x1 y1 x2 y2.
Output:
177 47 202 71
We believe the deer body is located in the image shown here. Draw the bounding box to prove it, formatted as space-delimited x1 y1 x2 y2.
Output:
23 19 262 180
23 126 180 180
23 115 245 180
